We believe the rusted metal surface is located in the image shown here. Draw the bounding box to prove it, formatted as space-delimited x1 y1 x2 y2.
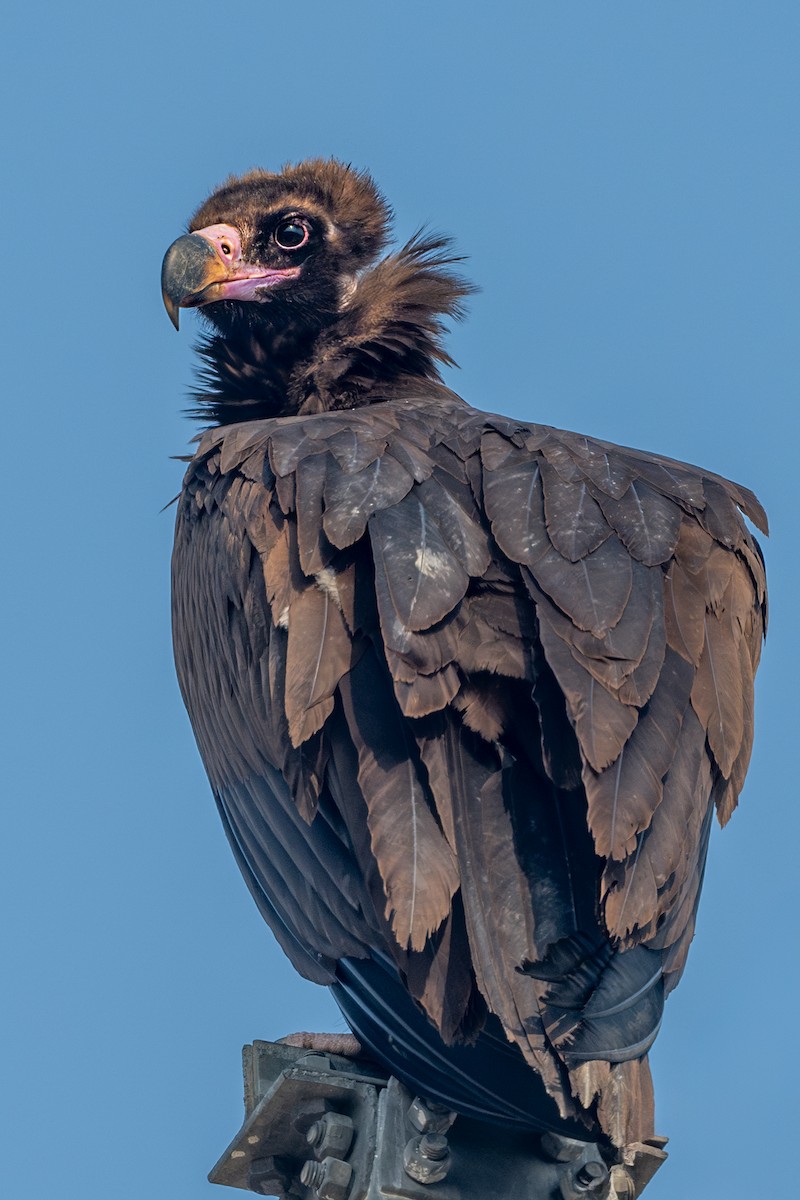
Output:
209 1041 667 1199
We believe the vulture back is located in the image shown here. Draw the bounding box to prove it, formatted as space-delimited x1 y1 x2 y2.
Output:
172 388 766 1149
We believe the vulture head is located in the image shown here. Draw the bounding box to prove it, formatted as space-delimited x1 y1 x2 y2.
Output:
162 159 472 424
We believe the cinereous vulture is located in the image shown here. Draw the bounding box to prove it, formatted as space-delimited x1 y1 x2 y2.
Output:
162 159 766 1161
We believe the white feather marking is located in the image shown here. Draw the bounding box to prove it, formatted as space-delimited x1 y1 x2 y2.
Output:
314 568 341 608
338 273 358 310
414 546 451 578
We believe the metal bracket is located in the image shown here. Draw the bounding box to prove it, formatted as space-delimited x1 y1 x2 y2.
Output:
209 1040 667 1200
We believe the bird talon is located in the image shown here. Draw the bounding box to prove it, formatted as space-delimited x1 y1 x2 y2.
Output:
278 1032 363 1057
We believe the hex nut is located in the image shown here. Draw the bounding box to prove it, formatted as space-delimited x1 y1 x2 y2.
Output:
295 1052 332 1072
292 1097 332 1134
407 1096 457 1135
300 1155 353 1200
541 1133 588 1163
306 1112 355 1160
576 1160 609 1192
248 1155 292 1196
403 1133 452 1184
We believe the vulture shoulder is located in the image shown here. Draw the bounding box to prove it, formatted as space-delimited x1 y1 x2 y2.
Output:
172 390 767 1145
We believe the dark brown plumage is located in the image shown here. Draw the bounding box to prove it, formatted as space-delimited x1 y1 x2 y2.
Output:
165 159 767 1158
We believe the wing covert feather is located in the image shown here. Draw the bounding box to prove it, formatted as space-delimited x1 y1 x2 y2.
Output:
584 649 695 861
338 649 460 951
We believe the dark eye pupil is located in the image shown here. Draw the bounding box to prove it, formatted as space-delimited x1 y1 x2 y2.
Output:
275 220 308 249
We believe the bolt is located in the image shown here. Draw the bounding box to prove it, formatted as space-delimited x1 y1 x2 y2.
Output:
576 1160 609 1192
407 1096 458 1135
306 1112 354 1160
420 1134 448 1160
300 1155 353 1200
403 1133 452 1184
301 1161 325 1190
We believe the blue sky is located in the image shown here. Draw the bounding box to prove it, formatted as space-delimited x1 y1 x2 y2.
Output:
3 3 797 1197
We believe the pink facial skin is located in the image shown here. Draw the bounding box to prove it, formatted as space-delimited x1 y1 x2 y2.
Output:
191 223 301 303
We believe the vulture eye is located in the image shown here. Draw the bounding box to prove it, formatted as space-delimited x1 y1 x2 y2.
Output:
274 219 310 250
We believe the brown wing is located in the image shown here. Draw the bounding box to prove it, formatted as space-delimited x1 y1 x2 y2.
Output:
172 392 766 1147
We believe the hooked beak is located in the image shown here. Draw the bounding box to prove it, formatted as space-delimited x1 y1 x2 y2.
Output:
161 223 300 329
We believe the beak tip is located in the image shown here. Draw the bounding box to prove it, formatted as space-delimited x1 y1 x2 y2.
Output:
162 290 181 330
162 232 221 331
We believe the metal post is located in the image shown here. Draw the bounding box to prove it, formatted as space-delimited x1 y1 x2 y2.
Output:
209 1040 667 1200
